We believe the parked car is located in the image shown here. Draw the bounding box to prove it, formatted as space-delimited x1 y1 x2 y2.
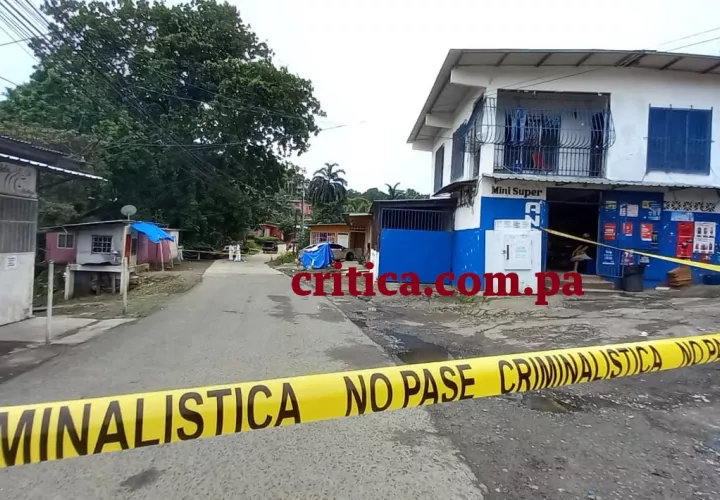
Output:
298 242 356 261
329 243 356 261
262 240 279 253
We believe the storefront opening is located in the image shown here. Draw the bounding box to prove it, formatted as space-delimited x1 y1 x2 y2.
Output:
546 188 601 272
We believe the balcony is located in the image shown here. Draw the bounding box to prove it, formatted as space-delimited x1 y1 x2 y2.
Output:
466 91 615 178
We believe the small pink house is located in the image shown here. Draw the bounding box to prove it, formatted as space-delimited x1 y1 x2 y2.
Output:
44 220 175 268
42 220 179 298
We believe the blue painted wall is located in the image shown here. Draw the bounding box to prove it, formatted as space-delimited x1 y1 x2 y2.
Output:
452 228 484 288
379 229 453 284
650 210 720 285
451 196 547 289
448 189 720 291
597 191 664 287
594 191 720 288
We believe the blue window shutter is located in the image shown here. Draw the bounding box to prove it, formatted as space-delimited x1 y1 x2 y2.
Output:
687 109 712 174
665 109 689 172
647 107 712 174
646 107 668 172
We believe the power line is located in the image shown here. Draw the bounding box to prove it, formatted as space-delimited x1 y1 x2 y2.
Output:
471 25 720 103
134 84 361 133
0 74 17 86
656 26 720 47
3 1 263 198
0 33 38 47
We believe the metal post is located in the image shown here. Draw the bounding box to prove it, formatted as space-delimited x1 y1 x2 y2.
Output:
122 257 129 314
300 172 306 247
294 208 299 251
46 260 54 345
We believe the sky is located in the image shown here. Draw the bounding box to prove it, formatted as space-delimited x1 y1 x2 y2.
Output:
2 0 720 194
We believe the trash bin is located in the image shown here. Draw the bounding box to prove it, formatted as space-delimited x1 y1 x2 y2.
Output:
622 264 646 292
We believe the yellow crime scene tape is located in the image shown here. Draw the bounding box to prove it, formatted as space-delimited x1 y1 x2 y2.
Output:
1 333 719 468
544 228 720 273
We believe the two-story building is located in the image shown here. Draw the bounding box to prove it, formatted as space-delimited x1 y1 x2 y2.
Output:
390 48 720 290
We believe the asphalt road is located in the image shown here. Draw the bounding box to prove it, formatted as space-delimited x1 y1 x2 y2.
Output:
0 255 484 500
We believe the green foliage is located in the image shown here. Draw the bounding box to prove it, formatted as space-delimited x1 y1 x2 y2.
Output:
273 251 298 265
345 196 371 213
346 186 429 204
0 0 324 246
308 162 347 206
385 182 402 199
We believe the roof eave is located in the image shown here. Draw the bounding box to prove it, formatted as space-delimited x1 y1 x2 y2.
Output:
406 49 463 144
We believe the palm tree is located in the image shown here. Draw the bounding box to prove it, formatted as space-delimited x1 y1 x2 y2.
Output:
346 196 371 213
385 182 403 200
308 163 348 205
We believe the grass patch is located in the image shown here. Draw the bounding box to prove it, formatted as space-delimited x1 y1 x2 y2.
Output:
272 251 298 265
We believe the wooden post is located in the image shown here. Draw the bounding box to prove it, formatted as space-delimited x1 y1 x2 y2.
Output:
64 265 74 300
159 240 165 272
46 260 54 345
122 257 129 314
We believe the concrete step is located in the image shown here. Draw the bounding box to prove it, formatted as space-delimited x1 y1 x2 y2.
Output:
546 274 616 292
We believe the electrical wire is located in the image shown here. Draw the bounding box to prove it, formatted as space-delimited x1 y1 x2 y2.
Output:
4 0 264 198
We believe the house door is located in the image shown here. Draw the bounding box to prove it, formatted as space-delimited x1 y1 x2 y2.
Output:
337 232 350 248
485 227 542 293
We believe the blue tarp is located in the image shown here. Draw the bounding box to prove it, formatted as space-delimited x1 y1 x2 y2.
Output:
300 242 333 269
131 221 175 243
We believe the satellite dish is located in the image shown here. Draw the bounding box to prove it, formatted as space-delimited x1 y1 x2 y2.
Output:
121 205 137 220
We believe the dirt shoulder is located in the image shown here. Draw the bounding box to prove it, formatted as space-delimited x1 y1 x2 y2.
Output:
38 259 213 320
277 264 720 500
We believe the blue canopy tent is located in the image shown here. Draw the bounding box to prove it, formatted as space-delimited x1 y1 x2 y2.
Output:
300 242 333 269
130 221 175 243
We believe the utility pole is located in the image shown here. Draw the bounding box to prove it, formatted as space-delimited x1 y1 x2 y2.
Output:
299 169 306 247
293 208 299 250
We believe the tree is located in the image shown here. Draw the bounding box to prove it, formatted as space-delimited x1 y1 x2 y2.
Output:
0 0 324 246
385 183 403 200
404 188 429 200
361 187 388 202
346 196 371 213
308 162 347 205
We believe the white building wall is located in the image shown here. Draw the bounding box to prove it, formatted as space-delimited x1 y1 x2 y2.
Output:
76 225 126 265
0 253 34 325
429 66 720 191
0 163 38 326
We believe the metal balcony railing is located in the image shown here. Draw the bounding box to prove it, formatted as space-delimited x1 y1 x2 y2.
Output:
462 95 615 178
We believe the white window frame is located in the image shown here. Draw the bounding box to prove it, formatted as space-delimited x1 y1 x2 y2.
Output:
57 232 75 249
311 232 335 245
91 235 113 254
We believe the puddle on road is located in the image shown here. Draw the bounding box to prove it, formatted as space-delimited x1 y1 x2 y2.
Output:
522 394 574 414
388 332 453 364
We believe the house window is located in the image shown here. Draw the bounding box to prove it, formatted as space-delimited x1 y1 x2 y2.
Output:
311 232 334 244
91 235 113 254
647 107 712 175
434 145 445 192
451 124 467 182
57 233 75 249
0 196 37 253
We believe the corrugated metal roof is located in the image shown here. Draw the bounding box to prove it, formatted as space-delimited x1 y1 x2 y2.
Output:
0 134 69 156
408 48 720 143
40 220 131 231
0 152 106 181
487 172 716 190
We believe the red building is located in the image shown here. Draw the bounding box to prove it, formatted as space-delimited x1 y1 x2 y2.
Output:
290 200 312 216
257 223 284 240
